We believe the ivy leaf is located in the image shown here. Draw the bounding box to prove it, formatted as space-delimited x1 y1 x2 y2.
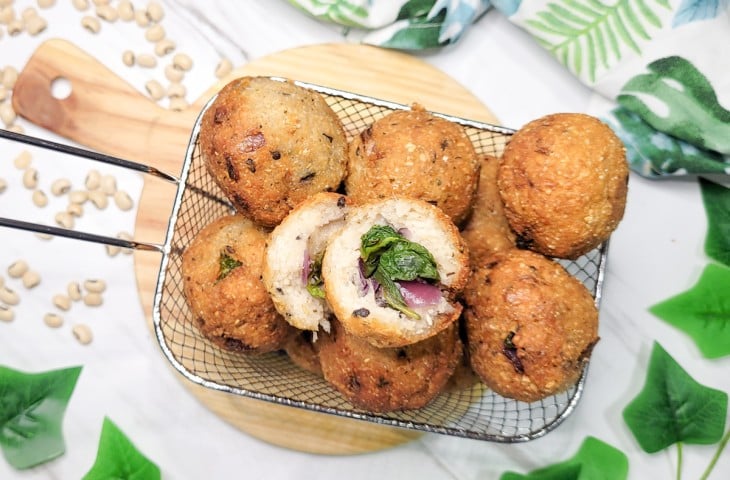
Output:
623 342 728 453
0 365 82 470
499 436 628 480
649 263 730 358
700 177 730 267
83 417 160 480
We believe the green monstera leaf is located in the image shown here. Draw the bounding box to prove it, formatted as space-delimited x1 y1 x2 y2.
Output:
606 107 730 176
623 342 728 453
499 436 628 480
83 417 160 480
649 263 730 359
0 365 82 469
700 177 730 267
524 0 670 83
618 56 730 155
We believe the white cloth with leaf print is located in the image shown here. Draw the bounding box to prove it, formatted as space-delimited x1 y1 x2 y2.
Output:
287 0 730 177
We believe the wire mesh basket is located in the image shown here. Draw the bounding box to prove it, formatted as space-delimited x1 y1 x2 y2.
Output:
151 79 608 443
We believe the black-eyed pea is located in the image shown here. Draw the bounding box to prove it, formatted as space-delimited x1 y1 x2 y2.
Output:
25 15 47 35
2 66 17 89
22 270 41 289
36 233 53 241
85 169 101 190
172 53 193 71
51 178 71 196
122 50 135 67
92 0 110 5
83 292 103 307
88 190 108 209
13 150 32 169
6 124 24 134
154 38 175 57
7 18 23 36
0 177 7 193
144 79 164 101
67 203 84 217
83 279 106 293
134 9 149 27
0 85 7 102
100 174 116 195
117 0 134 21
0 305 14 323
38 0 56 9
52 293 71 311
43 312 63 328
136 53 157 68
72 323 93 345
55 211 74 229
1 102 17 127
106 244 121 257
32 189 48 207
113 190 134 210
215 58 233 79
146 1 164 22
117 231 133 255
0 285 20 305
96 4 117 22
81 15 101 33
166 82 186 99
67 281 82 301
168 97 188 112
7 260 28 278
164 64 183 83
22 168 38 189
144 23 164 42
69 190 88 204
21 7 38 21
72 0 89 12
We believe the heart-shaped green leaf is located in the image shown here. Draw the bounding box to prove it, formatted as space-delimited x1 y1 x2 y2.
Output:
649 263 730 358
623 342 728 453
82 417 160 480
700 177 730 268
499 436 628 480
0 365 82 469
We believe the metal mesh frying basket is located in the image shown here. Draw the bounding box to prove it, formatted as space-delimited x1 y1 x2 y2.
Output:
152 79 607 443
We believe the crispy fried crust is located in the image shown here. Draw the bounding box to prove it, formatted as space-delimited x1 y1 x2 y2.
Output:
497 113 628 259
346 104 480 226
463 248 599 402
200 76 347 227
181 214 295 354
461 154 516 268
318 319 462 412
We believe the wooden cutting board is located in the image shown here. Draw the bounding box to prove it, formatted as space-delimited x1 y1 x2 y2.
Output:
13 38 499 454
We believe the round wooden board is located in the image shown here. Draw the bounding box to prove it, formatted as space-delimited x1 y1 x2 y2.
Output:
13 40 499 455
142 44 500 455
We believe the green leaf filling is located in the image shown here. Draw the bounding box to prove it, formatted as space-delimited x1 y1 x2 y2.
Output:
499 436 629 480
0 365 82 470
217 250 242 282
360 225 440 320
623 342 728 453
649 263 730 359
82 417 160 480
306 252 326 299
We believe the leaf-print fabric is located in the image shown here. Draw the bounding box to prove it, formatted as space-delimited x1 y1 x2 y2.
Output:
287 0 730 176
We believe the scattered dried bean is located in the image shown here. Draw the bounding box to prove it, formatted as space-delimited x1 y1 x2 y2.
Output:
145 79 164 101
8 260 28 278
164 63 183 82
154 38 175 57
0 177 7 193
72 0 89 12
22 168 38 189
13 150 31 169
136 53 157 68
25 15 47 35
0 286 20 305
51 178 71 196
81 15 101 33
67 281 82 301
32 189 48 207
100 174 116 195
134 9 149 27
144 23 164 42
215 58 233 79
55 211 74 229
44 312 63 328
72 323 93 345
85 169 101 190
166 82 186 99
0 305 14 322
69 190 88 204
172 53 193 71
88 189 108 209
7 19 23 36
117 0 134 21
146 1 164 22
0 102 17 126
96 4 117 22
83 292 103 306
52 293 71 311
22 270 41 289
38 0 56 9
83 279 106 293
122 50 135 67
67 203 84 217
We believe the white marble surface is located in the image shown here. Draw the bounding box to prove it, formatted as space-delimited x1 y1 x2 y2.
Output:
0 1 728 479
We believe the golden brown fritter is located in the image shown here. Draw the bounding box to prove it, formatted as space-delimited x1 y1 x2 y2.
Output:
461 154 516 268
463 248 599 403
181 214 295 354
497 113 628 259
284 330 322 376
199 76 348 227
317 319 462 413
345 104 480 226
